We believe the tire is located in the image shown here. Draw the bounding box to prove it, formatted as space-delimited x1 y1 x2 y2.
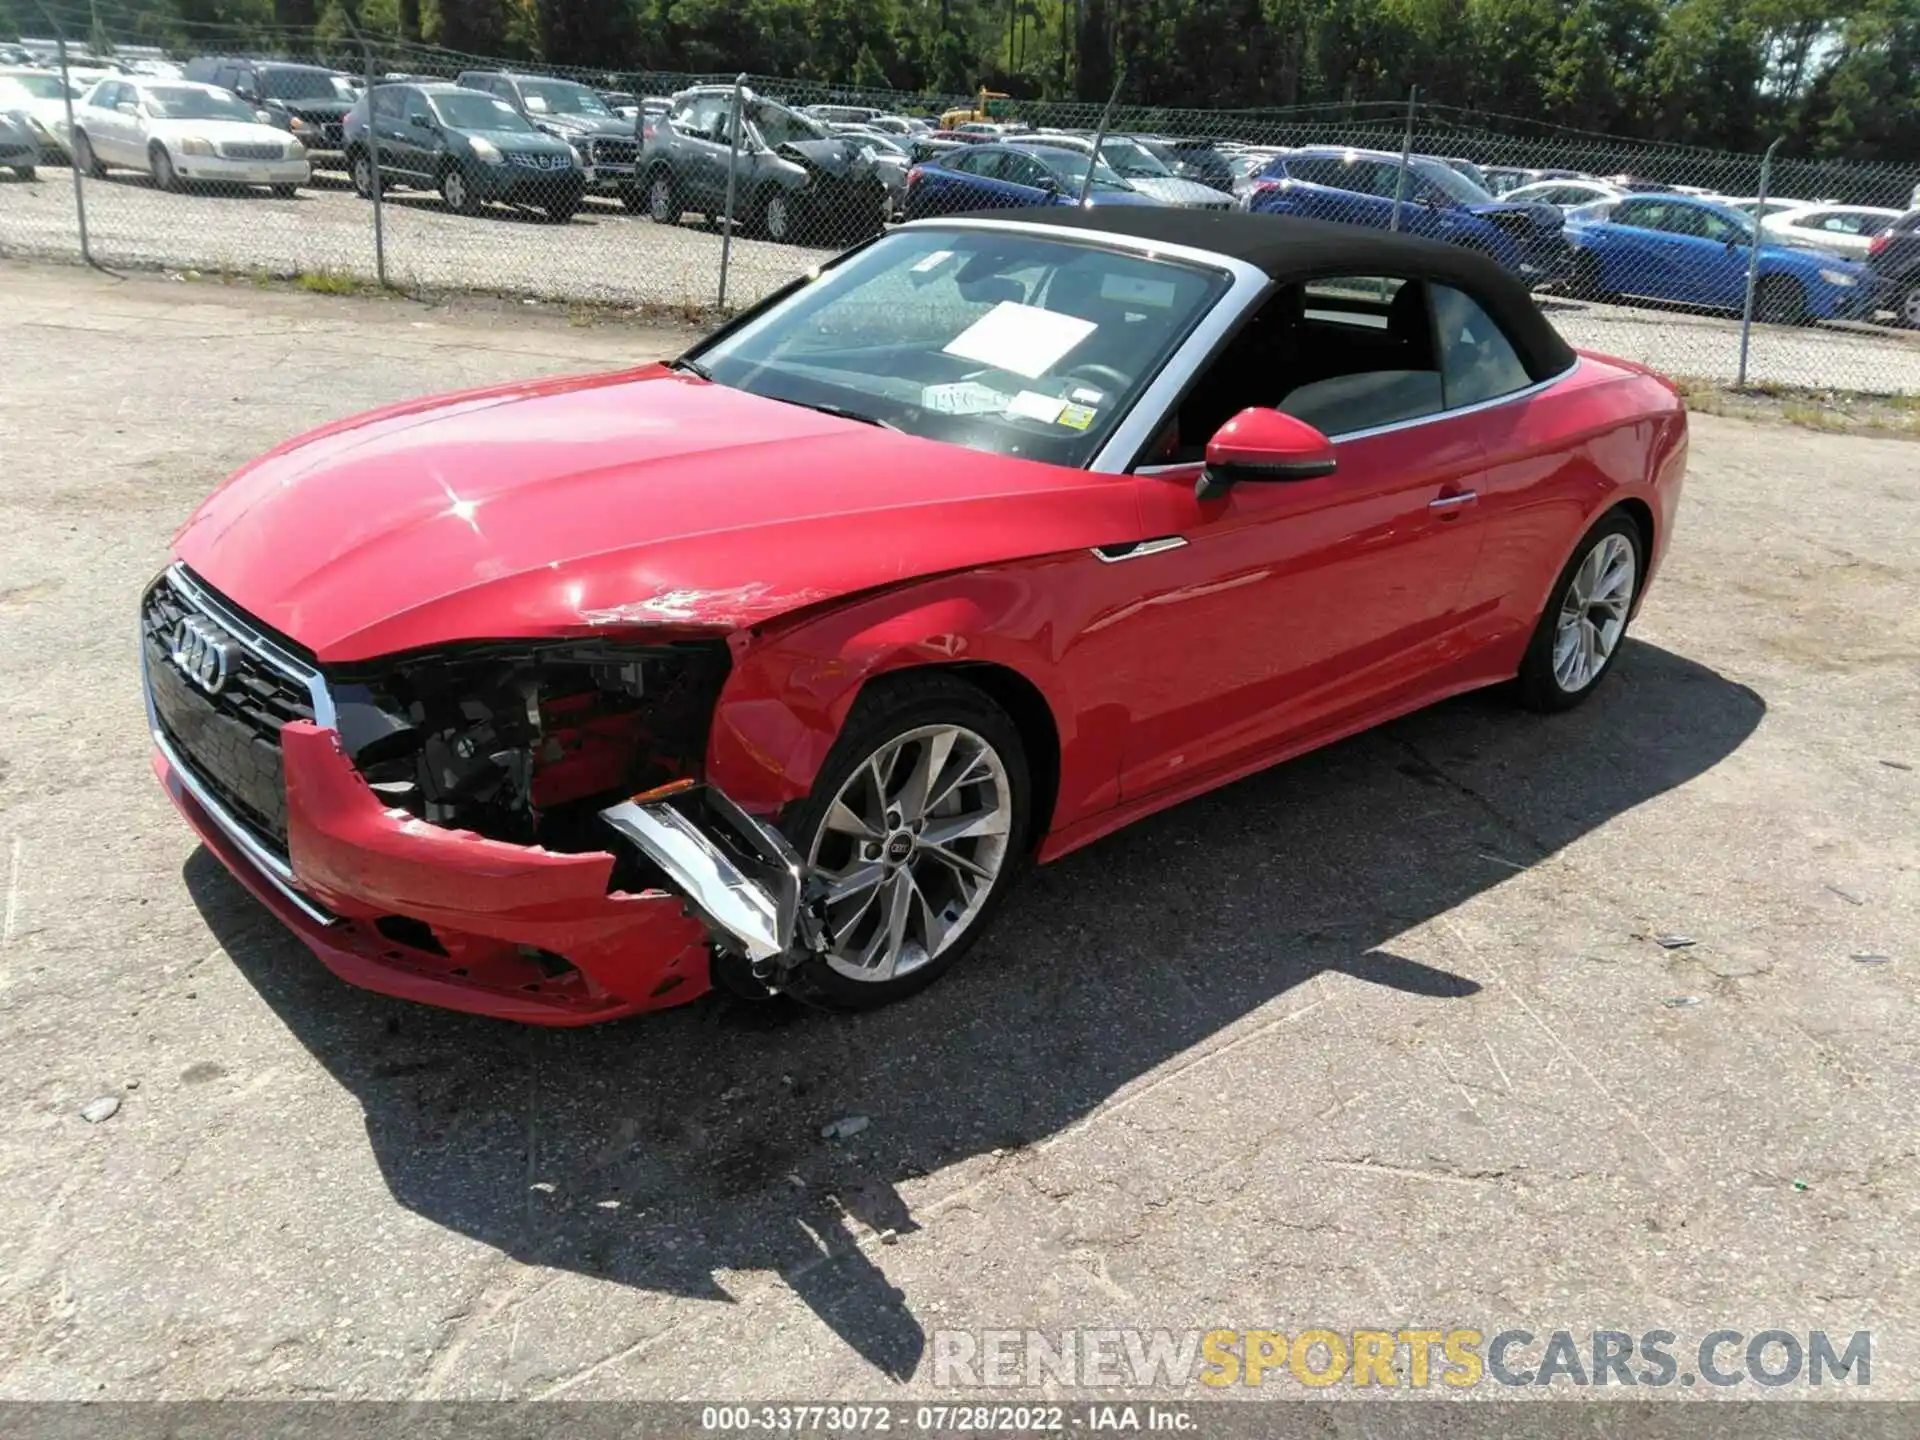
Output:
777 672 1032 1011
72 129 106 179
1514 511 1645 713
149 143 177 193
1570 249 1611 302
645 168 680 225
9 165 33 181
757 187 794 243
271 183 298 199
1898 282 1920 331
348 148 376 199
440 164 478 216
1754 274 1809 327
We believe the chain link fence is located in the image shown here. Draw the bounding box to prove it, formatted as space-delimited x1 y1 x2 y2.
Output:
4 35 1919 393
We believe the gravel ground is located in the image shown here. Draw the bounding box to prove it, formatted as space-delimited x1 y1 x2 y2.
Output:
4 167 1919 394
0 261 1916 1404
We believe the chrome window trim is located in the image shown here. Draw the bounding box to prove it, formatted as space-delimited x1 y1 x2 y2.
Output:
1128 355 1581 471
166 562 335 728
139 624 338 928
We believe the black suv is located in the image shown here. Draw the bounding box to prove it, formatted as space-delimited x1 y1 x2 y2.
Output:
454 70 640 208
1866 209 1920 329
183 57 354 164
639 85 889 246
343 84 585 220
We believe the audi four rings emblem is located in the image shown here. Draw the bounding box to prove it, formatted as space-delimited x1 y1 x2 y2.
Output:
170 616 235 696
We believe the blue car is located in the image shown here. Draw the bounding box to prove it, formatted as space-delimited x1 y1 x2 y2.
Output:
1563 193 1882 323
1246 147 1566 285
901 141 1165 221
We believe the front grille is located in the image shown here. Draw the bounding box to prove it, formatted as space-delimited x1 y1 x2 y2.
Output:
142 571 319 851
220 142 284 162
590 137 639 167
507 151 572 171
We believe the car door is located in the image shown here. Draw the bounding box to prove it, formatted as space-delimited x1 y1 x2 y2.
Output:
1093 274 1491 799
392 87 440 182
366 84 409 179
84 81 126 161
1599 199 1683 299
667 94 728 211
996 151 1059 208
1685 206 1755 307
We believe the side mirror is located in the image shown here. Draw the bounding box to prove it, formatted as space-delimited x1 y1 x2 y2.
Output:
410 112 433 129
1197 408 1337 500
1037 173 1060 193
116 101 138 115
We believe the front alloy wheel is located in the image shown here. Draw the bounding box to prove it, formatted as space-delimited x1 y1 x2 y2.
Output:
809 724 1012 985
783 673 1029 1009
1901 283 1920 330
762 190 792 242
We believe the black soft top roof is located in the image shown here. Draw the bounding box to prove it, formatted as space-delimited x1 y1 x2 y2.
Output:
952 208 1577 380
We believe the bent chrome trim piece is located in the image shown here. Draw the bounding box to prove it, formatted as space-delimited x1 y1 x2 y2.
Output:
600 784 806 967
1092 536 1189 562
138 625 339 928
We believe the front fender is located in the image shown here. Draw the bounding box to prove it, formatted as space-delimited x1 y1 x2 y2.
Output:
703 566 1082 821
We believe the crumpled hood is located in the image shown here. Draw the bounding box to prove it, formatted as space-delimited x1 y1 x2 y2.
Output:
536 112 632 138
173 367 1142 663
1124 175 1232 209
777 137 868 178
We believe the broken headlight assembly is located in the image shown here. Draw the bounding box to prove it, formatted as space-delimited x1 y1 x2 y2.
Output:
324 639 731 875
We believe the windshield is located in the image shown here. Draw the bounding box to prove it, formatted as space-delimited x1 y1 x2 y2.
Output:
1031 149 1130 191
432 90 535 132
144 85 260 122
1412 157 1496 205
259 68 339 101
693 229 1228 468
0 73 72 100
1099 136 1172 178
519 79 611 116
749 100 830 147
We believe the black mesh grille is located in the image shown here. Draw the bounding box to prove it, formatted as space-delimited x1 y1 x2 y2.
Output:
142 575 316 850
590 137 639 167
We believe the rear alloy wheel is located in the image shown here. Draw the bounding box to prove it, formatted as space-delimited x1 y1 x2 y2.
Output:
72 129 106 178
440 165 477 215
784 675 1029 1010
1515 513 1643 712
149 144 178 193
1900 283 1920 330
349 150 376 199
1755 274 1809 327
646 171 679 225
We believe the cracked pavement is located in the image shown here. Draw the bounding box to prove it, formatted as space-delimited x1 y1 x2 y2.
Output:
0 260 1915 1401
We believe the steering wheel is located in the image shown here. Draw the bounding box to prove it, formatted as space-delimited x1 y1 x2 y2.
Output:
1061 363 1130 395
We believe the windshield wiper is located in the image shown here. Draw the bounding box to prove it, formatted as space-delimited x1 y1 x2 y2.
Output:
770 397 902 431
668 356 714 380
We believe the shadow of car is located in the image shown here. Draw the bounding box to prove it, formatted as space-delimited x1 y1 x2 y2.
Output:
186 640 1761 1380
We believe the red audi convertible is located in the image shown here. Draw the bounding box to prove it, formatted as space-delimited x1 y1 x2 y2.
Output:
143 209 1687 1023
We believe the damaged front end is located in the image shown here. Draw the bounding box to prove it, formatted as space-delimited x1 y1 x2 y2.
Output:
329 641 828 987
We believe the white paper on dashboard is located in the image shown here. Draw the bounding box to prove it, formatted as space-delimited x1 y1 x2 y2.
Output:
1005 390 1067 423
942 302 1097 379
921 380 1013 415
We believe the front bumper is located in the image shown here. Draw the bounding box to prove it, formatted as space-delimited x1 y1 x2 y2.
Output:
174 155 310 186
470 163 587 205
152 714 714 1025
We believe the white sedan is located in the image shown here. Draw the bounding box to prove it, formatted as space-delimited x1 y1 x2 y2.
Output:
71 78 308 195
1503 178 1622 209
1760 203 1906 260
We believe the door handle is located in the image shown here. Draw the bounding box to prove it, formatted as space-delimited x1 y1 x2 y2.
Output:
1428 490 1479 510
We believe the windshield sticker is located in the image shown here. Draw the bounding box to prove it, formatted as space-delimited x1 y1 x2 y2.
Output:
1099 273 1179 307
1057 402 1098 431
1005 390 1067 423
942 302 1096 378
524 94 549 112
921 380 1012 415
1070 385 1105 405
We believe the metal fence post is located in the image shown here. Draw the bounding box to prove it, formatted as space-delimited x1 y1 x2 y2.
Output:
1390 86 1416 233
1736 136 1783 390
49 24 93 267
353 27 389 289
717 74 745 309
